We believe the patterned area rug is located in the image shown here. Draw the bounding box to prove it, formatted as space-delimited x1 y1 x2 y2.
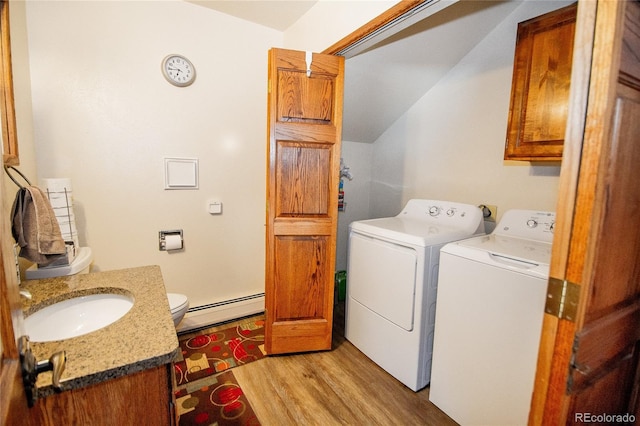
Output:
173 318 265 425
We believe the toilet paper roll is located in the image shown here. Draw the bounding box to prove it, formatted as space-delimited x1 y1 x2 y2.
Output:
165 234 183 251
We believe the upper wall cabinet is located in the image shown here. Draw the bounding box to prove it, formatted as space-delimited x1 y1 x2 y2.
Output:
1 0 18 166
504 3 577 162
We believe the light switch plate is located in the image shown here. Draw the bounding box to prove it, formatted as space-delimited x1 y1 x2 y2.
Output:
208 201 222 214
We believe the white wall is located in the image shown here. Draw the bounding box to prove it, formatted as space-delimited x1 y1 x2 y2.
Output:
3 1 37 274
14 0 401 311
3 1 32 187
284 0 396 273
23 1 281 307
367 0 567 221
335 140 373 271
12 0 568 314
284 0 397 52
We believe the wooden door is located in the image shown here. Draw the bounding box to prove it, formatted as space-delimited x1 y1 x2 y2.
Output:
0 239 32 424
530 1 640 423
0 0 32 422
264 48 344 354
0 173 32 422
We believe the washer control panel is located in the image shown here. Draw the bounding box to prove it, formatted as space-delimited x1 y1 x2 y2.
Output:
495 210 556 243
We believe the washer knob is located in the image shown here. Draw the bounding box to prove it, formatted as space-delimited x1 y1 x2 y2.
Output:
526 219 538 228
429 206 440 216
550 222 555 233
446 208 455 217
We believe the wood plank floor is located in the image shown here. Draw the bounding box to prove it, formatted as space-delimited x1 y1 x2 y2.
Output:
192 304 458 425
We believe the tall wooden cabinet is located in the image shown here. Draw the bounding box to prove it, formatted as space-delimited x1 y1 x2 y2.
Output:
504 3 577 161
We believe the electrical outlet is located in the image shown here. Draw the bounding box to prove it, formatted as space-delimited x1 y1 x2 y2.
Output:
480 204 498 222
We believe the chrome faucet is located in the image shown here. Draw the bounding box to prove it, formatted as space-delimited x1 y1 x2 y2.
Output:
19 289 32 300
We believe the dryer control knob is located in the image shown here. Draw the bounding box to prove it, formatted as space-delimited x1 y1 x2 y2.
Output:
429 206 440 216
446 208 456 217
526 219 538 228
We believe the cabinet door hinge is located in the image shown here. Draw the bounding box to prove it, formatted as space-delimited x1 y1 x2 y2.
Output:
545 277 580 321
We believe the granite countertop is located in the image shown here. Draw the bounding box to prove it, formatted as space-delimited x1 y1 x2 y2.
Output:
20 265 179 397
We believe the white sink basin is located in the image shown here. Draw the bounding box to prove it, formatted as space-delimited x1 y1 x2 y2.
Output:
25 293 134 342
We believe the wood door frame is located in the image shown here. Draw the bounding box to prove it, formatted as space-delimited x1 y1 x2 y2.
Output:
531 0 640 422
528 0 596 420
1 0 19 166
322 0 429 56
0 0 31 421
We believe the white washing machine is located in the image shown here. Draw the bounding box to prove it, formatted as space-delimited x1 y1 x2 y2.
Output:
345 199 484 391
429 209 555 426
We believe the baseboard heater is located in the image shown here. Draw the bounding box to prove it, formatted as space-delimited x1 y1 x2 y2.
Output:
176 293 265 333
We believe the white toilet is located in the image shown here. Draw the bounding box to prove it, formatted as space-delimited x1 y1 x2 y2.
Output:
167 293 189 327
25 247 189 328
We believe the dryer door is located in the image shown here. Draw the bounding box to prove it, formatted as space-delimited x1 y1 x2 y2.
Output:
348 231 417 331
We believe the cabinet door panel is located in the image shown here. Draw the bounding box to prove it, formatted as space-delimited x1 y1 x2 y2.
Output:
505 3 577 161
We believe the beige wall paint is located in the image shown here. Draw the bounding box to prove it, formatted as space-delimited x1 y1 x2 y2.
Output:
367 0 566 221
21 1 281 308
10 1 400 310
284 0 397 52
8 0 567 312
334 1 568 270
3 1 37 278
335 140 374 271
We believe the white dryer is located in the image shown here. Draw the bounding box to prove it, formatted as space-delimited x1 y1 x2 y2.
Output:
429 209 555 425
345 199 484 391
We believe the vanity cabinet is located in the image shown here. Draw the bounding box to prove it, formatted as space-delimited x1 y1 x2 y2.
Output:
28 364 175 426
504 3 577 161
16 266 179 426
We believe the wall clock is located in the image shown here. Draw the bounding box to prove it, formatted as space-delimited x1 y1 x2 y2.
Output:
161 54 196 87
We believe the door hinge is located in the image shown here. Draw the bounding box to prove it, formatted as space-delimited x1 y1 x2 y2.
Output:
545 277 580 321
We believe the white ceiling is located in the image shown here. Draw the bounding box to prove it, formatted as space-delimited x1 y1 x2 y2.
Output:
185 0 318 31
343 0 521 142
187 0 523 143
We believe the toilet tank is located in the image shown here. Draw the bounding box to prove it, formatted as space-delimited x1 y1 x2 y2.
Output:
25 247 93 280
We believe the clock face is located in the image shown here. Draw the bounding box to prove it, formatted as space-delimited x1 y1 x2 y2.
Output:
162 55 196 87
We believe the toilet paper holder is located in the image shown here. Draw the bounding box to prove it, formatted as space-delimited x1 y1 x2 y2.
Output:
159 230 183 251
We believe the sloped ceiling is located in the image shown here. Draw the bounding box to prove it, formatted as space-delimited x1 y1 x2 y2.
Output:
343 0 521 143
185 0 318 31
187 0 522 143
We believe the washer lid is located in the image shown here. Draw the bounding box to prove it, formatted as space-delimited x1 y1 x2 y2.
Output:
457 234 552 266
